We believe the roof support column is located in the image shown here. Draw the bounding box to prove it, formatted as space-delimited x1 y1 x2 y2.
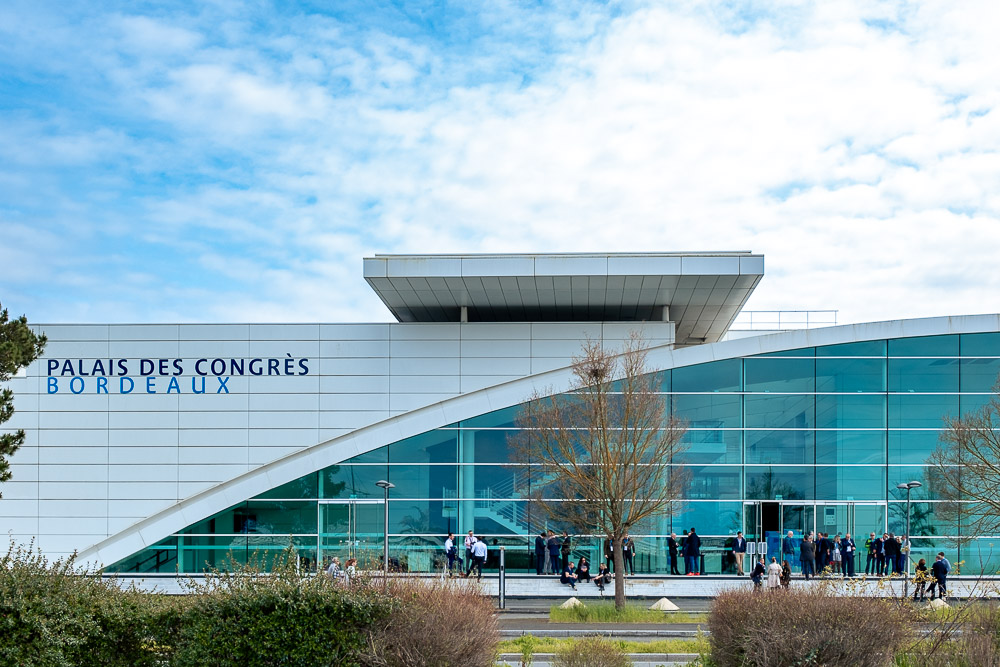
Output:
460 306 468 323
661 305 670 322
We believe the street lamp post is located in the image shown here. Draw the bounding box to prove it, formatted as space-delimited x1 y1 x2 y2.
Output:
375 480 394 580
896 480 922 599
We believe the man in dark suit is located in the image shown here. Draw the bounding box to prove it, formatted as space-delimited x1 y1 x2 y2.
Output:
685 527 701 575
842 533 856 577
534 532 546 575
874 534 886 576
865 532 876 575
929 554 948 600
782 531 797 573
548 532 562 574
732 531 747 576
667 532 680 575
800 533 816 580
884 533 898 575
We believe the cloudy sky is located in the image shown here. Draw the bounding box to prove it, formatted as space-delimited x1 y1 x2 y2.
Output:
1 1 998 327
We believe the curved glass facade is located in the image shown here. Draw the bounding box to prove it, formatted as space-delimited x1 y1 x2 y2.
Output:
108 332 1000 575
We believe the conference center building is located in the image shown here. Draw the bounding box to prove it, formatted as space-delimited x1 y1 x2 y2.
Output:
5 252 1000 576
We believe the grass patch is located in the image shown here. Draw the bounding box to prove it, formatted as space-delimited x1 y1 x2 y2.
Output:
549 602 707 624
498 635 709 655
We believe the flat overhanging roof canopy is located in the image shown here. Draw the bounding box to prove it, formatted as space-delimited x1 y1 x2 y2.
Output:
363 252 763 343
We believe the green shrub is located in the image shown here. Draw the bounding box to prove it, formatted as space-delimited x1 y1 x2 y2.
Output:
553 637 632 667
172 551 392 667
0 540 163 667
708 588 913 667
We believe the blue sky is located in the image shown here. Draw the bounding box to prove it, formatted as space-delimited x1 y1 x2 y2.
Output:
1 1 999 326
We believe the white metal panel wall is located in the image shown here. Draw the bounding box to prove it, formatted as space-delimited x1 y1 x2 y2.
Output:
1 321 674 559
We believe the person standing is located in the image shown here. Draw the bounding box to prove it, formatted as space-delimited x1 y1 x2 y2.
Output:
817 533 830 574
767 557 782 590
732 531 747 576
780 560 792 588
800 533 816 580
604 536 614 571
842 533 856 577
913 558 928 602
464 530 476 575
470 535 488 580
668 532 680 575
685 527 701 576
865 532 876 575
680 530 689 574
750 557 766 588
830 535 843 575
896 536 906 575
560 531 572 571
782 531 797 573
534 532 547 575
929 554 948 600
874 533 886 576
444 532 460 576
884 533 898 575
548 531 561 575
622 532 635 575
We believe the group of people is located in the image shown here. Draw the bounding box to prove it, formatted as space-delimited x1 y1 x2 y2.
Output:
323 556 358 583
913 553 951 601
666 528 702 575
533 530 574 575
443 530 491 579
557 556 614 592
862 532 912 577
749 557 792 589
784 531 859 579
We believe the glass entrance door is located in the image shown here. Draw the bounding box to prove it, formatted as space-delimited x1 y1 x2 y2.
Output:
318 500 384 569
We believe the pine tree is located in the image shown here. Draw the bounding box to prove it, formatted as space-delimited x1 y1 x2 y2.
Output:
1 304 46 498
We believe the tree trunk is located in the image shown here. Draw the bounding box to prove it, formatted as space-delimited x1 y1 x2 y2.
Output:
613 536 626 610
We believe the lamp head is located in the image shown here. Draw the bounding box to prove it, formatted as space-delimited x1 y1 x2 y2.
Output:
375 480 395 490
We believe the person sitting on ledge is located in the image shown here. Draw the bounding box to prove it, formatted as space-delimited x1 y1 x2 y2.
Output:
593 562 611 592
560 561 578 590
576 556 591 582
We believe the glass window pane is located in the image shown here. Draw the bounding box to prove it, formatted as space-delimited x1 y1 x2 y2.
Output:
960 392 995 415
744 357 814 392
816 340 886 357
889 335 959 357
888 395 958 428
815 394 886 429
888 502 958 537
470 499 529 535
461 405 519 429
673 393 741 428
960 358 1000 393
745 467 814 501
463 464 530 498
815 466 885 501
676 429 742 465
745 394 814 429
252 472 317 500
345 447 387 464
388 464 457 499
961 333 1000 356
389 499 454 535
888 358 959 392
887 430 944 464
745 430 814 465
389 430 458 464
816 431 886 465
816 358 886 392
686 466 742 499
672 501 743 536
241 500 317 534
672 359 741 393
463 428 518 463
321 464 387 500
180 502 246 535
887 466 943 502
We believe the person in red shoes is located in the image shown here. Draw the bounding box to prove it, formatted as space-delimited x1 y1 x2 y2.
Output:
684 527 701 575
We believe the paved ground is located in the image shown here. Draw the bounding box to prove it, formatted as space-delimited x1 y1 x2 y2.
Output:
496 597 711 639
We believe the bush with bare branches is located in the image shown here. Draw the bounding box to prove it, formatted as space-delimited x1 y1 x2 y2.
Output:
708 588 913 667
553 637 631 667
361 578 499 667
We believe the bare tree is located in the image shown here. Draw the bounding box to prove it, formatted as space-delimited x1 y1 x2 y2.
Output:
927 385 1000 541
511 334 687 609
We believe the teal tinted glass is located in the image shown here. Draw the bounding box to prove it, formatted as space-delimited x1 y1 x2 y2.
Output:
887 430 944 464
888 335 959 356
816 431 886 465
672 501 742 535
744 357 814 392
388 429 458 463
961 332 1000 356
960 358 1000 392
888 358 959 392
686 466 742 499
745 394 814 429
252 472 318 500
471 500 529 535
389 500 453 534
673 393 742 428
752 348 814 357
887 466 939 501
887 502 957 536
959 392 995 415
461 405 519 429
888 394 958 428
815 358 885 392
815 394 886 429
816 340 887 356
815 466 885 501
320 464 387 500
467 464 530 498
345 447 387 464
463 428 517 463
676 429 742 465
388 464 457 499
672 358 741 392
745 467 814 501
745 430 814 465
179 502 245 534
